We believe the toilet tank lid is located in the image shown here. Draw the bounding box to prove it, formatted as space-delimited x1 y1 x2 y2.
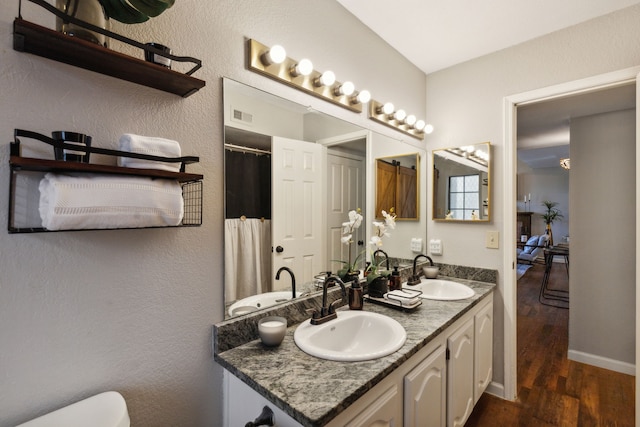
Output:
16 391 130 427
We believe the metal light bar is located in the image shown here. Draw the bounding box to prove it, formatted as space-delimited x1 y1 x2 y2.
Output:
247 39 363 113
368 100 424 140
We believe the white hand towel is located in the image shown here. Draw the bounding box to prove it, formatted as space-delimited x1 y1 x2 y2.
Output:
385 289 420 306
39 173 184 230
118 133 182 172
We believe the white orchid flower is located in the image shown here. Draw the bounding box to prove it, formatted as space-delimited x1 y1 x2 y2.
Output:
341 234 352 244
349 210 363 229
382 210 396 229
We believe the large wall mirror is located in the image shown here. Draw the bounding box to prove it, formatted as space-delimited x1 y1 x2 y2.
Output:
433 142 491 222
375 154 419 220
223 78 426 318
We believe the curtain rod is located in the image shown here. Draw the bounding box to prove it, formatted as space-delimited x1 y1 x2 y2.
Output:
224 143 271 155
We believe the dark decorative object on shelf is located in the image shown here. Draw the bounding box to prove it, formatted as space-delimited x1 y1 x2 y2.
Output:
14 0 204 97
52 131 92 162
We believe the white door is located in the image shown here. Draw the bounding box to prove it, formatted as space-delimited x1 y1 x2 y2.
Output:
326 150 366 274
272 136 326 287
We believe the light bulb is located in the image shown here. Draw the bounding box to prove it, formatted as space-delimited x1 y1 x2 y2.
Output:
316 70 336 87
335 81 355 96
355 90 371 104
378 102 394 115
415 120 426 131
291 58 313 76
406 115 417 126
424 124 434 134
261 44 286 65
394 109 406 122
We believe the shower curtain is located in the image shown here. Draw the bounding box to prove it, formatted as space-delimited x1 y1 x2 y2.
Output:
224 218 272 302
224 149 272 302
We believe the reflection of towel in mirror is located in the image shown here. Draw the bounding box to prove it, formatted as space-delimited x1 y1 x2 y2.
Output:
118 133 182 172
38 173 184 230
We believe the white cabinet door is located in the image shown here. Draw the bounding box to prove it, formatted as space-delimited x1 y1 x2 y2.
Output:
474 296 493 403
404 344 447 427
447 317 475 427
344 384 401 427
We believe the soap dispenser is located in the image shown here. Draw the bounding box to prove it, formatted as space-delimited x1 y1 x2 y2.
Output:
389 266 401 291
349 279 363 310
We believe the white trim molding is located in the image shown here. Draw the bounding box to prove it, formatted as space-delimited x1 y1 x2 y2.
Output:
568 350 636 376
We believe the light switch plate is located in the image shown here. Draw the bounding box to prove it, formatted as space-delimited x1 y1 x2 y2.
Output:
486 231 499 249
429 239 443 255
410 238 423 252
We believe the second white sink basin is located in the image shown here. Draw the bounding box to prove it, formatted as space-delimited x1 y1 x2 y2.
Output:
405 279 475 301
294 311 406 362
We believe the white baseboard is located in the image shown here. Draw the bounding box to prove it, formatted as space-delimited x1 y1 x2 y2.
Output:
484 381 506 399
568 349 636 375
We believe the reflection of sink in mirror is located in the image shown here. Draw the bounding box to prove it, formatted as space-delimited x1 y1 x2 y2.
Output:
405 279 475 301
228 291 302 317
293 311 406 361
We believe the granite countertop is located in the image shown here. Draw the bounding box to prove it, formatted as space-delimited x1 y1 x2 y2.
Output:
215 276 495 427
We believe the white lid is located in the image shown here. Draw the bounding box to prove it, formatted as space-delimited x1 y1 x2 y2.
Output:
16 391 130 427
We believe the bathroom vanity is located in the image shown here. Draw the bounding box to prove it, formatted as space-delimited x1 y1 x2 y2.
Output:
215 276 495 427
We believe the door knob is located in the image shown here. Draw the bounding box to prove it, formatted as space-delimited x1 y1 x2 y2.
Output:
275 246 284 253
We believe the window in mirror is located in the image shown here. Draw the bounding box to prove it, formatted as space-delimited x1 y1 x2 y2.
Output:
433 142 490 222
375 153 419 220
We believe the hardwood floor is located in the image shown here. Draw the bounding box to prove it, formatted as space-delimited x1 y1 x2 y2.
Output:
465 262 635 426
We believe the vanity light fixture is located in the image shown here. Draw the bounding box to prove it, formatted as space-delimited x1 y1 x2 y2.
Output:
368 100 426 140
290 58 314 77
260 44 286 66
352 89 371 105
423 124 434 134
314 70 336 87
248 39 365 112
377 102 395 116
334 81 355 97
394 109 407 122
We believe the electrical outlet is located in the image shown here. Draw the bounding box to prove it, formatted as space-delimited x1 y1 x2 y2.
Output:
429 239 443 255
486 231 499 249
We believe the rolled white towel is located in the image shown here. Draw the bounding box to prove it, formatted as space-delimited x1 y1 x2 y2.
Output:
118 133 182 172
39 173 184 230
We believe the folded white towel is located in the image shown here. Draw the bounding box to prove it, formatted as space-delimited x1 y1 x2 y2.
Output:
39 173 184 230
385 289 421 306
117 133 182 172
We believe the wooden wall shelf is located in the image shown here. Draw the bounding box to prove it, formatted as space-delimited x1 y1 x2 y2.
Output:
13 18 206 98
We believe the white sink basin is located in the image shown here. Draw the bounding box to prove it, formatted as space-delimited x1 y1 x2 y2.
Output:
294 311 406 361
405 279 475 301
228 291 301 317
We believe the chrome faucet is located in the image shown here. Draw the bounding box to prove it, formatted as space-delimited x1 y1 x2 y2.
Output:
309 275 346 325
408 254 434 286
275 266 296 300
373 249 390 271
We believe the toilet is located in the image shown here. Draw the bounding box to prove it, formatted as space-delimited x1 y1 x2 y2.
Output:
16 391 130 427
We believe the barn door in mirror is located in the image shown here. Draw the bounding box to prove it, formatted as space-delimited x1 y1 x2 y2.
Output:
433 142 490 222
375 153 419 220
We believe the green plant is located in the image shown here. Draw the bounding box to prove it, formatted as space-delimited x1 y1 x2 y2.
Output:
541 200 564 225
100 0 175 24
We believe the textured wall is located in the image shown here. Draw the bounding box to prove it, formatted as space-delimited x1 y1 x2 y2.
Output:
425 4 640 386
0 1 425 426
